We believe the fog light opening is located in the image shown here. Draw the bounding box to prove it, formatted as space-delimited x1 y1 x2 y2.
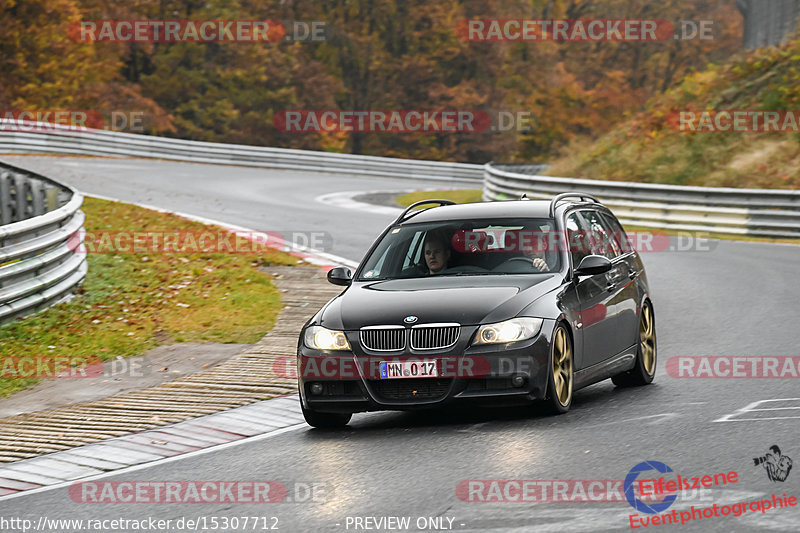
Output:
310 382 324 395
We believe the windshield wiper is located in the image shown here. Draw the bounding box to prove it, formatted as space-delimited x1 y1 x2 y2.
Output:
441 271 491 277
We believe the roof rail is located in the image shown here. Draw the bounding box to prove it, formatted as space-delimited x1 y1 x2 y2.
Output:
393 199 456 225
549 192 600 217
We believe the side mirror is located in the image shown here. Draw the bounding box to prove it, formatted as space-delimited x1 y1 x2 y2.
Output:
574 255 612 277
327 266 352 286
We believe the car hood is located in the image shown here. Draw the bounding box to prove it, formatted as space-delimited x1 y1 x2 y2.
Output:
320 274 563 330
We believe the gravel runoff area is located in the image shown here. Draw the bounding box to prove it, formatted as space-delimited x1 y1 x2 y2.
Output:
0 266 341 463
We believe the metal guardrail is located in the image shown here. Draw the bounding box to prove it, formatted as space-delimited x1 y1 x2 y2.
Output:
484 163 800 239
0 162 87 325
0 121 483 183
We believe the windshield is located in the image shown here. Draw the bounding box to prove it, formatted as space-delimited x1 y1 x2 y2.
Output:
357 218 560 280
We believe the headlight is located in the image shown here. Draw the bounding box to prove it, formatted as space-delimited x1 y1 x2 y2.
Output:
473 318 543 345
304 326 351 351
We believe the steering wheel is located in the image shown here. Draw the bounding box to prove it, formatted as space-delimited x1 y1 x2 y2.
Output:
505 256 548 272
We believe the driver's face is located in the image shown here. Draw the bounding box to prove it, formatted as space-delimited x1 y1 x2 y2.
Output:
424 241 450 273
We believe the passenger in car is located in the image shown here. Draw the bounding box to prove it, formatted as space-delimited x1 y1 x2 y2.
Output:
423 231 452 275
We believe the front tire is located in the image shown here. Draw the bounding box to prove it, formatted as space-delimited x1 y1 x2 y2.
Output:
612 300 656 387
544 323 573 414
301 403 352 428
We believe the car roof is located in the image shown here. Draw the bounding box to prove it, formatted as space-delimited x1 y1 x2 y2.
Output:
401 199 604 225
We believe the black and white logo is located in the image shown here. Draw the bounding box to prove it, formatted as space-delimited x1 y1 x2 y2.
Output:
753 445 793 482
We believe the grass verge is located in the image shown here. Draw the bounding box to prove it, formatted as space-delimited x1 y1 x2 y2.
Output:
0 197 300 397
395 189 483 207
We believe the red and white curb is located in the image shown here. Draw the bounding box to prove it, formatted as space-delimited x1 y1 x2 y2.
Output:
0 394 306 500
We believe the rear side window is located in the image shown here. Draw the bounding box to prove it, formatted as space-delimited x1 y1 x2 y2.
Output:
578 210 619 259
599 212 632 253
565 212 590 267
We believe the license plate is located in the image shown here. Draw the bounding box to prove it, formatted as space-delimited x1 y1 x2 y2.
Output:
380 360 438 379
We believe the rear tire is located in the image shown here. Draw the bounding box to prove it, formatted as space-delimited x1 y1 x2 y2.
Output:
612 301 656 387
301 403 352 428
544 323 573 415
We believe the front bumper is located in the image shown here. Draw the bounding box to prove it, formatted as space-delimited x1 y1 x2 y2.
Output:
298 321 556 413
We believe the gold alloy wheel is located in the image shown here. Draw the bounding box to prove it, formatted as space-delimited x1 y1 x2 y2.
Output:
552 327 573 405
640 304 656 376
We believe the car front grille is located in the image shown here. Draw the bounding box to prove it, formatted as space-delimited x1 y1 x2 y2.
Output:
360 327 405 351
369 378 452 401
410 325 460 350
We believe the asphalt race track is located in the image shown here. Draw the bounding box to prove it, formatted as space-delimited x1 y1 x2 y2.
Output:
1 156 798 532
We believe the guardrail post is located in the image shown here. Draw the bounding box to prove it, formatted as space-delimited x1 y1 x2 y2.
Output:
14 174 29 222
31 181 45 216
0 171 11 225
45 186 59 212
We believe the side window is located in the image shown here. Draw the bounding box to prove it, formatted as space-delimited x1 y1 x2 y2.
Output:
599 212 632 253
566 213 589 267
579 210 619 259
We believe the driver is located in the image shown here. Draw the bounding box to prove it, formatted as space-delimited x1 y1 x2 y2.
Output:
423 231 451 275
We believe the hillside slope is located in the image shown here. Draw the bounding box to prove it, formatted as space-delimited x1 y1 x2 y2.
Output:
546 39 800 189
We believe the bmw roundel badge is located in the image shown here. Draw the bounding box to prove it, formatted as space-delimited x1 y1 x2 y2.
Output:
404 315 418 324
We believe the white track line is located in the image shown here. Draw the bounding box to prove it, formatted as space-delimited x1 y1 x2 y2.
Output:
0 423 306 502
315 187 458 216
315 190 405 216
